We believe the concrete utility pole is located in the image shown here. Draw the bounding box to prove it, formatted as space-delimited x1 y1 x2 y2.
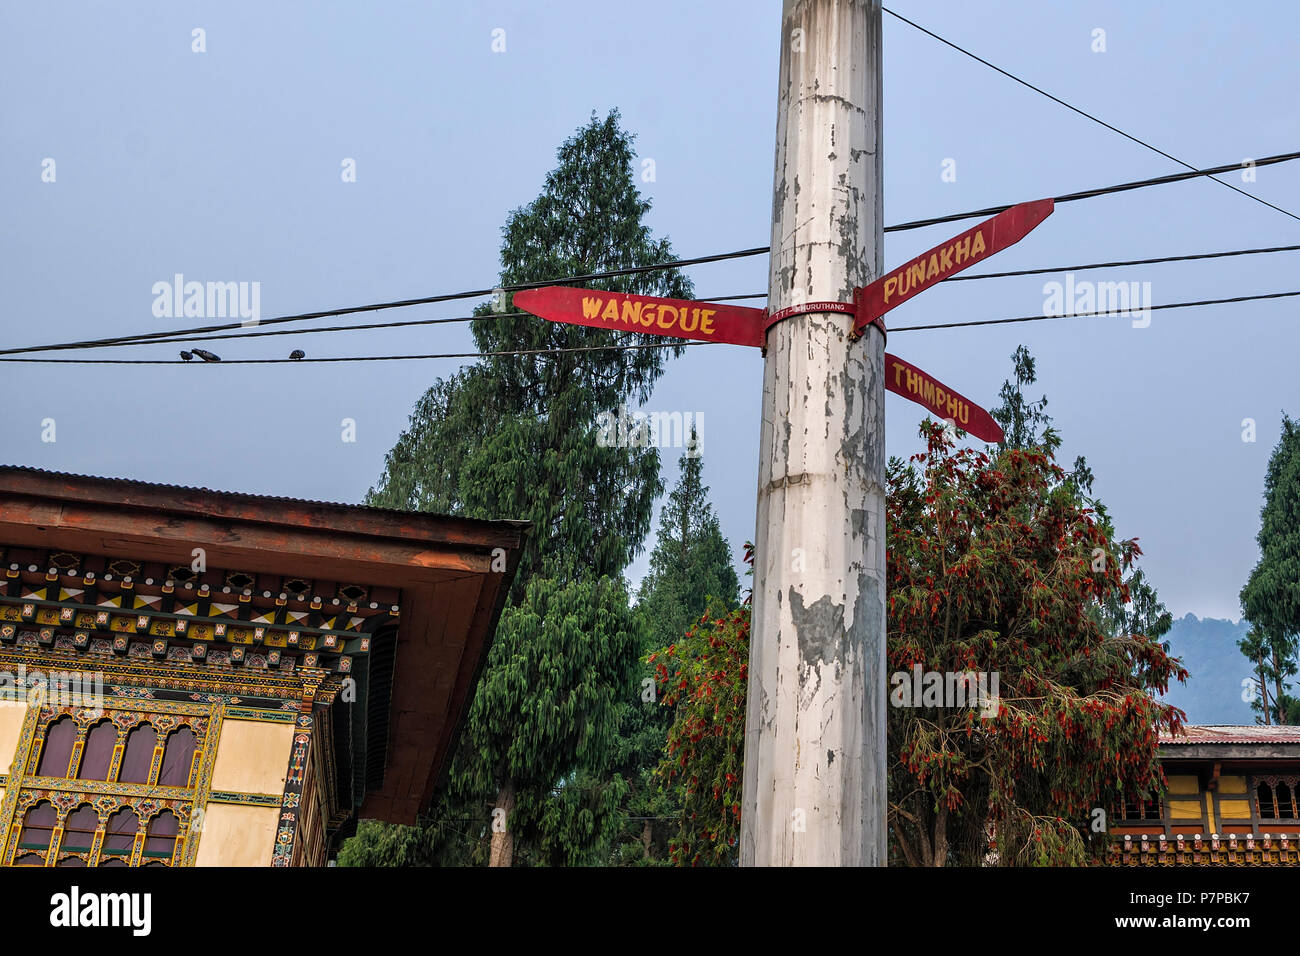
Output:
742 0 886 866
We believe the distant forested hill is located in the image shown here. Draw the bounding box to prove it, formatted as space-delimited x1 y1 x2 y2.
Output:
1157 614 1255 725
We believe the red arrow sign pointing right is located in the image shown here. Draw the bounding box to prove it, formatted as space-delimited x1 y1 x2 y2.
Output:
884 352 1004 443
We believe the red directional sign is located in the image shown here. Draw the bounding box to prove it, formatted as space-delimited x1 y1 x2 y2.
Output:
854 199 1054 337
513 287 766 348
884 352 1004 443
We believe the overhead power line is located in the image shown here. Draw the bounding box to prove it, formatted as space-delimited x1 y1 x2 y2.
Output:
0 340 719 364
947 242 1300 281
886 150 1300 231
9 242 1297 355
883 6 1300 224
3 288 1297 363
891 288 1300 332
5 151 1299 360
0 247 769 358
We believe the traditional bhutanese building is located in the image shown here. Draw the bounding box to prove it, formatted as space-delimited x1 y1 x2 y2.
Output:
0 467 525 867
1110 724 1300 865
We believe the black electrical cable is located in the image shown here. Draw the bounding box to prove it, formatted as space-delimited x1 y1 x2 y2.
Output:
891 288 1300 332
883 6 1300 223
6 150 1298 358
0 339 720 364
3 288 1296 362
39 243 1300 353
946 243 1300 281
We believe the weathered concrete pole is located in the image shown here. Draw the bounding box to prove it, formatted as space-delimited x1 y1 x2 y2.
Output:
741 0 886 866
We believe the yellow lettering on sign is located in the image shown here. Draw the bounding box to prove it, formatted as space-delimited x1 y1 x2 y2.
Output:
641 304 658 327
699 310 716 335
679 308 698 333
602 299 620 321
582 297 603 319
658 305 676 330
925 254 940 282
971 230 986 256
883 276 898 303
907 261 927 289
953 236 971 264
621 300 644 325
892 361 905 388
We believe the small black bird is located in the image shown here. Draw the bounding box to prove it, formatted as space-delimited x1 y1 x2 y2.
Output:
289 349 305 360
179 350 194 362
192 348 222 363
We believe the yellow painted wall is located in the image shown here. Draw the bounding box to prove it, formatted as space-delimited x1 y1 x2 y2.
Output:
0 704 27 776
1168 798 1202 820
1167 774 1199 795
209 719 294 794
1219 775 1248 794
192 804 279 867
1219 799 1252 819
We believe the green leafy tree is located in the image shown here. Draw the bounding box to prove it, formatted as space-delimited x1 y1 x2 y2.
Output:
638 428 740 657
1240 414 1300 725
341 109 691 866
607 431 740 864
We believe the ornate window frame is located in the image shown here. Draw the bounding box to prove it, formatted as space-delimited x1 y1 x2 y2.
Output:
0 698 224 867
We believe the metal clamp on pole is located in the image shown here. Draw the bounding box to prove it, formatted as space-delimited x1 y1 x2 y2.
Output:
763 301 860 336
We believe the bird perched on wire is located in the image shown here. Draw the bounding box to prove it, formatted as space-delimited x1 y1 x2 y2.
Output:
180 350 194 362
289 349 305 360
191 348 221 362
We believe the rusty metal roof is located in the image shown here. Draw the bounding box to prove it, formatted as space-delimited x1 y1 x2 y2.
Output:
1161 725 1300 745
0 464 528 530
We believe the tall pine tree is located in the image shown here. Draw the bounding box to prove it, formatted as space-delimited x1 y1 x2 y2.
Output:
344 109 692 866
1240 414 1300 724
607 429 740 863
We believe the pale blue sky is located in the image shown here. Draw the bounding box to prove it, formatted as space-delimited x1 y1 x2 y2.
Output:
2 1 1297 621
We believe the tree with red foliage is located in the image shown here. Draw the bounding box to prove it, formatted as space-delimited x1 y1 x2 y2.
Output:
886 422 1186 866
651 545 752 866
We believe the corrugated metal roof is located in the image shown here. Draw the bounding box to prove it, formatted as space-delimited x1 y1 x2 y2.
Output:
0 463 529 528
1161 724 1300 745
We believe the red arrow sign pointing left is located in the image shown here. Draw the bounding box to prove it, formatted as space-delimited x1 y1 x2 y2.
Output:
513 287 766 348
884 352 1004 443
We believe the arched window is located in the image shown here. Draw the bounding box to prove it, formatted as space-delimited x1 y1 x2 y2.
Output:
60 805 99 855
98 857 128 867
17 802 57 857
144 810 179 862
1278 783 1296 819
103 808 139 855
1259 782 1277 819
13 853 45 866
76 721 118 781
56 856 87 867
36 717 77 777
157 727 197 787
119 723 158 784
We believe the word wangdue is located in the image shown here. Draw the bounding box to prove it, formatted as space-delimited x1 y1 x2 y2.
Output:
581 295 720 336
